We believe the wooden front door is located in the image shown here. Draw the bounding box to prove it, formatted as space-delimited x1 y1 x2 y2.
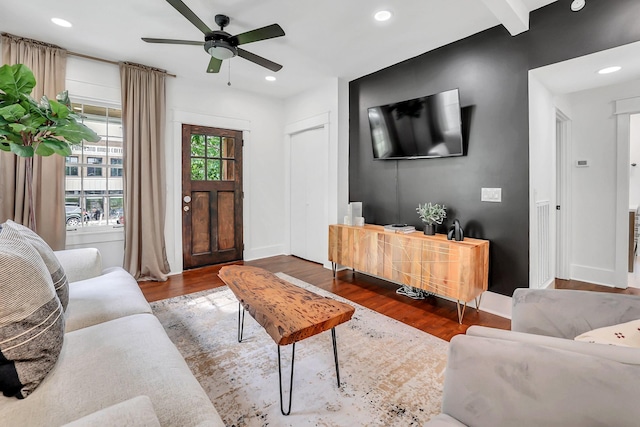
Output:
182 124 243 269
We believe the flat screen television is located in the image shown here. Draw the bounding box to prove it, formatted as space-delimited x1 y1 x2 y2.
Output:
367 88 463 160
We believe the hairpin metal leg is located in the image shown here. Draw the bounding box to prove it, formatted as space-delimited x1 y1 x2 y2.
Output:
237 303 245 343
456 300 467 324
278 343 296 416
475 294 483 312
331 328 341 387
332 262 337 278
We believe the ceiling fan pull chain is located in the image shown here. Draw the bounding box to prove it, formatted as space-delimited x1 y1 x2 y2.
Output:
227 60 231 86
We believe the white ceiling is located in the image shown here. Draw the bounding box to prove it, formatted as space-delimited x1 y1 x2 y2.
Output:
0 0 557 99
531 40 640 95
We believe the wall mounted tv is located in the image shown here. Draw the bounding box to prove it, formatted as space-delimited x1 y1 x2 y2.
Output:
367 88 463 160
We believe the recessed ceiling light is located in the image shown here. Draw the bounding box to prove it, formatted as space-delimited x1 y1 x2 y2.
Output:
571 0 586 12
265 76 276 82
598 66 622 74
374 10 392 22
51 17 72 28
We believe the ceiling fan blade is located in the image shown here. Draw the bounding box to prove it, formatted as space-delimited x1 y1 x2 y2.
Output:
142 37 204 46
206 57 223 73
237 48 283 72
166 0 212 34
232 24 285 46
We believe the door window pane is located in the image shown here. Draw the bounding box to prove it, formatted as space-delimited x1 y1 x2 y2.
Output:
206 159 221 181
222 138 235 159
191 158 205 180
191 135 205 157
221 160 235 181
207 136 221 158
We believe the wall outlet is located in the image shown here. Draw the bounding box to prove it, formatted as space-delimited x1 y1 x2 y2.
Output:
481 188 502 202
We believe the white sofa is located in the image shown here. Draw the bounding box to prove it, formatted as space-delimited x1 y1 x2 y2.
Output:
0 248 224 427
424 288 640 427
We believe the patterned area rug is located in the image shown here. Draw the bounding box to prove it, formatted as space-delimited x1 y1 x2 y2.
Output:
150 273 448 427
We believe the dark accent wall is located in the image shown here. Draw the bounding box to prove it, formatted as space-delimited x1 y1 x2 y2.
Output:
349 0 640 296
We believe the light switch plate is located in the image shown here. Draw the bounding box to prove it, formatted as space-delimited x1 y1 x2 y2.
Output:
481 188 502 202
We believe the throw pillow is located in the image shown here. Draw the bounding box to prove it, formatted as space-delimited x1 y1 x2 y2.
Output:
574 319 640 348
0 223 65 399
4 220 69 311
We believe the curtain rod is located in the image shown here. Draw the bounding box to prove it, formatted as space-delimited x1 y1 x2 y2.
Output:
68 51 177 78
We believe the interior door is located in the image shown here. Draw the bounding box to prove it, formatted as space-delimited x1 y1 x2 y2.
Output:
182 124 243 269
290 126 327 264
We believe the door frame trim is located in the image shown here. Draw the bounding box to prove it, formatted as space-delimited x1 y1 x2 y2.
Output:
169 109 251 273
555 109 571 280
284 112 331 268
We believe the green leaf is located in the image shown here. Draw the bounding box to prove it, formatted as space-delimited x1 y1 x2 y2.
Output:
48 99 69 119
42 138 72 156
9 142 33 157
8 123 28 134
0 141 11 151
35 142 55 156
0 104 26 122
56 90 71 108
53 121 100 143
21 114 47 129
0 64 36 98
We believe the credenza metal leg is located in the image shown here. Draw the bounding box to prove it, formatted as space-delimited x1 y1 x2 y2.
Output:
456 300 467 324
475 294 483 312
332 262 337 278
278 343 296 416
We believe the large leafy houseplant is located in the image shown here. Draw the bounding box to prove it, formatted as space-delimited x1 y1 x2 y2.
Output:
0 63 99 231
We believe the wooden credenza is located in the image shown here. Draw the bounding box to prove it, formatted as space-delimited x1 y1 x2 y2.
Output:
328 224 489 322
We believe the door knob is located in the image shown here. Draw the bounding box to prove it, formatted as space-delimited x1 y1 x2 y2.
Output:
183 195 191 203
183 206 190 212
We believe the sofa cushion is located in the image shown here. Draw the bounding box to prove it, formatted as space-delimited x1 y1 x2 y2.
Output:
65 267 153 332
5 220 69 310
0 314 224 426
0 223 64 399
54 248 103 283
574 319 640 348
61 396 161 427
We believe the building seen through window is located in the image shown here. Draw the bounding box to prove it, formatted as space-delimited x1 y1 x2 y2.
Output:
65 102 124 228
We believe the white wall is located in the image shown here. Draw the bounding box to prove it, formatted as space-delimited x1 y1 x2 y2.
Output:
528 73 557 289
64 56 286 273
283 77 349 269
630 114 640 207
564 79 640 286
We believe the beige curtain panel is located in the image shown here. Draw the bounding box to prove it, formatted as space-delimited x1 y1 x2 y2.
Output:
120 62 170 281
0 33 67 250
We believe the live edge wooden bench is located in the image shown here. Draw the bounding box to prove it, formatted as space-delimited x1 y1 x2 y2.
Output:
218 265 355 415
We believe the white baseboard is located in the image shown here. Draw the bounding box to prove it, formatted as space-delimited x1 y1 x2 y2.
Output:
473 291 512 319
244 244 285 261
570 264 616 287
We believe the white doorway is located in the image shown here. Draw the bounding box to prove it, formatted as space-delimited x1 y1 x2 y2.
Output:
627 113 640 288
289 126 328 265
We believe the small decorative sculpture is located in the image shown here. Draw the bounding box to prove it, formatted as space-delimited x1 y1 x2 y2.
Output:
447 219 464 241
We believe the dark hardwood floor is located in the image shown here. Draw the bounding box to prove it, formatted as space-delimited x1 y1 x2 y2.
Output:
139 255 640 342
139 255 511 341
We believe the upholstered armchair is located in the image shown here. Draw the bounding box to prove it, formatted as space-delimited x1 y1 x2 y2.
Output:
425 289 640 426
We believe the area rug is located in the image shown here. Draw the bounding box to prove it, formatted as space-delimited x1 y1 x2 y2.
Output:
150 273 448 427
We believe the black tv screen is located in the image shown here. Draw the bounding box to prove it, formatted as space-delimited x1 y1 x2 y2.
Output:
367 88 463 160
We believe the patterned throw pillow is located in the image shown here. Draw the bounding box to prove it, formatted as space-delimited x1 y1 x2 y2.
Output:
4 220 69 311
574 319 640 348
0 223 65 399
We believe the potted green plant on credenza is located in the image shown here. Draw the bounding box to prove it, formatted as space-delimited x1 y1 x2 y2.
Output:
0 63 99 232
416 202 447 235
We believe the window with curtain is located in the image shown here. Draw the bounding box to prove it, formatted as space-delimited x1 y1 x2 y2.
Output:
64 101 124 229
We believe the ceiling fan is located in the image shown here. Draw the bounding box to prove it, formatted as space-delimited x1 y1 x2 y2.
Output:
142 0 285 74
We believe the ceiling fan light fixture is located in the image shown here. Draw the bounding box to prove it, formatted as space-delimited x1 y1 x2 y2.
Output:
571 0 586 12
208 45 236 60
